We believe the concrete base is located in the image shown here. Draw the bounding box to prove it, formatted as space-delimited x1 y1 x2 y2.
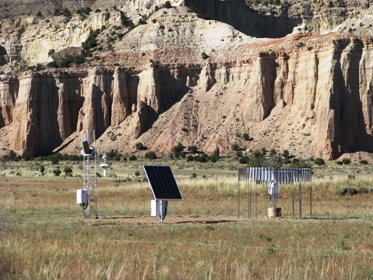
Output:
268 207 282 218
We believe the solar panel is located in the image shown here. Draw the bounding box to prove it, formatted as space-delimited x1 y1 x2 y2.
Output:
143 165 183 200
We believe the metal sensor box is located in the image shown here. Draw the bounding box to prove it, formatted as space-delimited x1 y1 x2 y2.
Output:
150 200 168 216
76 189 88 204
151 200 159 216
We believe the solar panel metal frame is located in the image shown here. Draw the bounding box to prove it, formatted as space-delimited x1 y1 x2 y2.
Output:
143 165 183 200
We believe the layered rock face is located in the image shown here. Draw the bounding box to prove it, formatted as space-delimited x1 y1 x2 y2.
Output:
10 71 84 155
0 1 373 159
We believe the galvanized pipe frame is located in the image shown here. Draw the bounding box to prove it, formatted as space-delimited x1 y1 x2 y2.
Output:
237 167 312 219
81 130 99 219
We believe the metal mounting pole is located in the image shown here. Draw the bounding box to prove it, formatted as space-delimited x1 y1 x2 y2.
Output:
238 175 240 219
93 130 98 219
292 181 295 219
159 200 163 223
299 181 302 219
248 179 251 219
310 183 312 219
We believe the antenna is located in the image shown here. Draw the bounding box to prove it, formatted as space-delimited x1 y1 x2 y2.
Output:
76 130 99 219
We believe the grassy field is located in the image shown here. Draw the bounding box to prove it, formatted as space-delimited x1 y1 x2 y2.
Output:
1 159 373 279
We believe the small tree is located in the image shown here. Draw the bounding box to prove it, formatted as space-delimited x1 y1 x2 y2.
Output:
187 145 198 154
135 142 145 151
253 150 264 164
171 143 185 159
164 1 172 8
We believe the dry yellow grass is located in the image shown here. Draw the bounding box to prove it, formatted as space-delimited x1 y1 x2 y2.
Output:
0 159 373 279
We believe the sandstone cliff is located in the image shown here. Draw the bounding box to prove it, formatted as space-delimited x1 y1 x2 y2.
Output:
0 0 372 159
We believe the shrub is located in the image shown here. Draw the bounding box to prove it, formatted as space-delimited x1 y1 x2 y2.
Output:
187 146 198 153
138 15 148 25
77 7 91 17
342 158 351 165
282 150 290 159
129 155 137 161
201 52 209 60
135 142 145 151
63 167 73 177
231 143 239 151
82 29 100 51
22 152 33 161
53 169 61 176
135 171 140 176
48 49 55 57
239 156 249 164
145 151 157 160
63 8 72 18
314 158 325 166
39 165 45 175
107 150 121 160
360 160 368 165
120 11 133 27
193 154 209 163
210 148 220 162
53 8 61 16
164 1 172 8
242 133 250 141
3 150 21 162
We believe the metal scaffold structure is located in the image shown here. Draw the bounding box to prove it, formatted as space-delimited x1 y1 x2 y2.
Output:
238 167 312 219
76 130 99 219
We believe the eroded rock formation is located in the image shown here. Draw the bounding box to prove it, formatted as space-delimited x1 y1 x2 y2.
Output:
0 0 372 159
